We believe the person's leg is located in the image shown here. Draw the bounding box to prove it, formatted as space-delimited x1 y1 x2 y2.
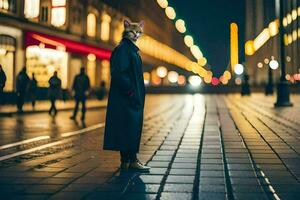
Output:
53 98 57 115
81 99 86 120
128 151 150 171
71 99 79 118
18 92 25 112
120 151 130 170
128 152 137 163
49 98 54 115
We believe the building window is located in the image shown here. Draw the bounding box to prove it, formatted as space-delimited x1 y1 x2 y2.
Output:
72 8 81 24
0 34 16 91
51 0 66 27
87 53 96 87
100 13 111 41
101 60 110 87
87 13 96 37
24 0 40 19
113 22 123 44
26 45 68 89
0 0 16 13
40 6 49 22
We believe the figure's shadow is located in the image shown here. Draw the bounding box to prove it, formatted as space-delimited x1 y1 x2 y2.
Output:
92 170 150 200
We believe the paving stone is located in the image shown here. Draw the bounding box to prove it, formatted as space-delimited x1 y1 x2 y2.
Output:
166 175 195 183
127 184 160 193
199 184 226 193
233 192 268 200
163 184 194 193
198 192 226 200
160 192 193 200
200 171 224 177
122 193 157 200
137 175 164 184
172 163 197 169
169 169 196 175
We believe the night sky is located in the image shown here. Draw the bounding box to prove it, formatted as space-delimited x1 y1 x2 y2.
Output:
171 0 245 77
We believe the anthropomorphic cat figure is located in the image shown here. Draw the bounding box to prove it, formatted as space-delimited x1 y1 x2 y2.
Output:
103 20 150 172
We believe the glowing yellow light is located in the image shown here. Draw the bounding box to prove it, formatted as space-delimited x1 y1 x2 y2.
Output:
87 53 96 62
283 17 288 27
257 62 263 68
157 0 168 8
298 7 300 16
292 9 297 20
188 75 202 87
184 35 194 47
168 71 179 83
24 0 40 18
136 35 208 77
284 34 289 45
287 14 292 24
198 57 207 66
288 34 293 44
178 75 186 86
87 13 97 37
245 40 255 56
156 66 168 78
190 45 203 60
165 7 176 20
292 30 297 41
235 77 242 85
230 23 239 71
175 19 186 33
143 72 150 85
298 28 300 38
223 71 231 80
254 28 270 51
204 75 212 84
51 0 66 27
101 13 111 41
0 48 6 55
264 58 269 64
269 20 279 37
286 74 291 80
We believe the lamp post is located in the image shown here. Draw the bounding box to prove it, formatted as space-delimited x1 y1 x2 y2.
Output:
274 0 293 107
265 66 274 95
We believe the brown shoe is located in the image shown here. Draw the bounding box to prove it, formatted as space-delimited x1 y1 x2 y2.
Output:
129 160 151 172
120 162 129 171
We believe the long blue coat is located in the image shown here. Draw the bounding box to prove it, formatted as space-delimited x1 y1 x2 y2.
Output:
103 38 145 152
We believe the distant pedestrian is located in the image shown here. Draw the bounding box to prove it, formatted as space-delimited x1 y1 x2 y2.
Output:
28 73 38 109
16 67 30 113
48 71 61 116
97 80 106 100
70 67 90 121
0 64 6 104
103 20 150 172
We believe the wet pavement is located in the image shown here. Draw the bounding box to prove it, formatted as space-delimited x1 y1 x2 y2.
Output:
0 94 300 200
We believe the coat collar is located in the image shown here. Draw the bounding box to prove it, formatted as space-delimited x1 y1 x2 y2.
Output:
122 38 140 52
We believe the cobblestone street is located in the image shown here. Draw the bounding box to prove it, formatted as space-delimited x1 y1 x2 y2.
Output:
0 94 300 200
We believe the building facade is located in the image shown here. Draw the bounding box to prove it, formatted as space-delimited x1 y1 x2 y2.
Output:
245 0 300 86
0 0 194 95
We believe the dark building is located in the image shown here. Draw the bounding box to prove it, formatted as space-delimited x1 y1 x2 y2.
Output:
245 0 300 85
0 0 198 97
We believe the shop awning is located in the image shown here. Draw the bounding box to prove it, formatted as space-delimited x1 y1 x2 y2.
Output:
24 31 111 60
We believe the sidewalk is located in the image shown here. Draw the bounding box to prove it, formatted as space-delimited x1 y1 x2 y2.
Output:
0 94 300 199
0 99 107 116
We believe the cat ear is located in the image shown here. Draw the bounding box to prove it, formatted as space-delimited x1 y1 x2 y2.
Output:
139 21 144 28
124 20 130 28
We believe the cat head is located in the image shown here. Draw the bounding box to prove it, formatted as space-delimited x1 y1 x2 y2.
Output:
122 19 144 42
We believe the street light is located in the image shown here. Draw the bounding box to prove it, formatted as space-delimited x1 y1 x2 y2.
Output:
274 0 293 107
269 60 279 70
234 64 244 75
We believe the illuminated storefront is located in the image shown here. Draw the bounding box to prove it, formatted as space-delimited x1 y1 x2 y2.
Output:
24 31 111 89
26 45 68 88
0 34 15 91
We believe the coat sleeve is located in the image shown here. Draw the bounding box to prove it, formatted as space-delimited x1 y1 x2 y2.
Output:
110 46 134 95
